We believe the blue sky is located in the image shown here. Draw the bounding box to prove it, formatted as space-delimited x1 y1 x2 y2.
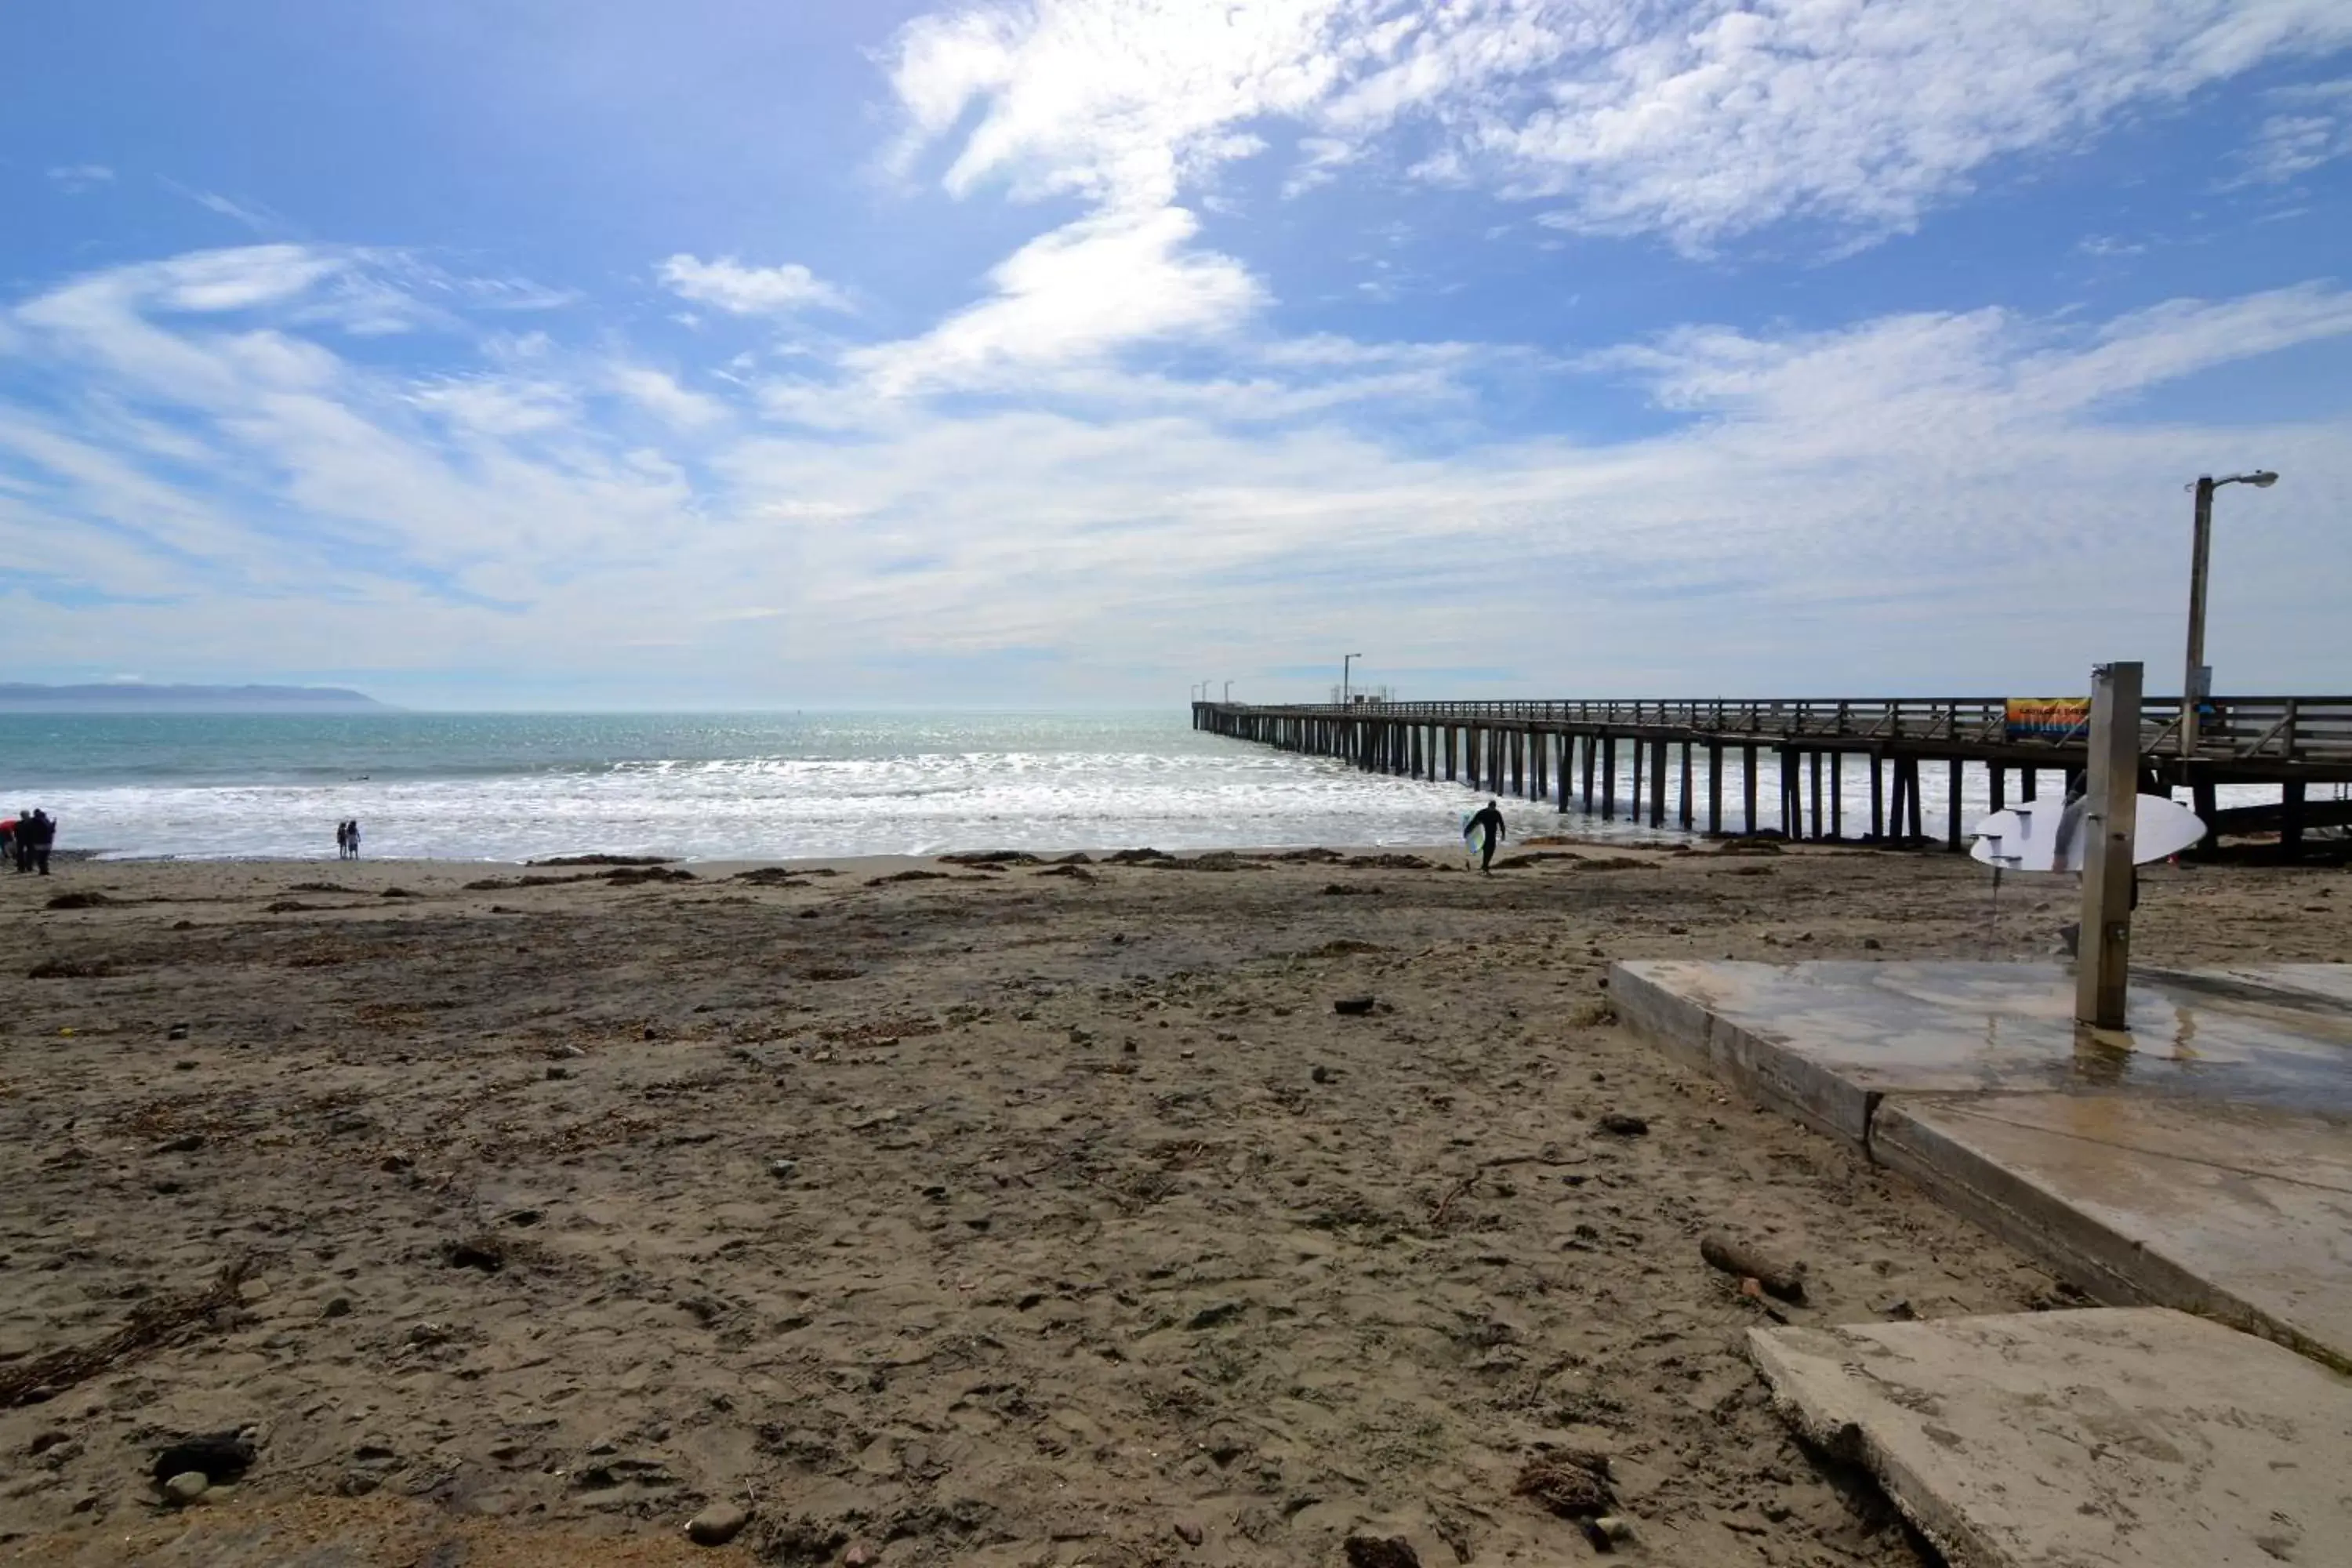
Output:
4 0 2349 707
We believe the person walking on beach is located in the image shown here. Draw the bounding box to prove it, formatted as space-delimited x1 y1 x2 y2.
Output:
12 809 31 873
1465 799 1507 875
26 809 54 876
0 817 13 872
347 819 361 859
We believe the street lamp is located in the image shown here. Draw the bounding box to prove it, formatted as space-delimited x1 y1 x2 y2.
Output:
1223 681 1232 702
2181 470 2278 757
1342 652 1362 706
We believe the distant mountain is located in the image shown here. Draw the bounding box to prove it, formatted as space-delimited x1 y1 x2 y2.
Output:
0 683 393 713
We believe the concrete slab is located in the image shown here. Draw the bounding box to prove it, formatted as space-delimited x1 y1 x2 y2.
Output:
1875 1094 2352 1368
1612 958 2352 1364
1747 1308 2352 1568
1610 960 2352 1148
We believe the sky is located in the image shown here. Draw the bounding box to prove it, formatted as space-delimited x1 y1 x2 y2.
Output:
3 0 2349 709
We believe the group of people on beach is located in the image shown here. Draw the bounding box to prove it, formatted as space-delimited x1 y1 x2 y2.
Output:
334 819 364 859
1 809 58 875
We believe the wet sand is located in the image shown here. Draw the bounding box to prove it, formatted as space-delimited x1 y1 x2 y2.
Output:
2 841 2345 1565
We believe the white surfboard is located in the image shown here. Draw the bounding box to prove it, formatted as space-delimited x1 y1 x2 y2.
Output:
1970 794 2206 873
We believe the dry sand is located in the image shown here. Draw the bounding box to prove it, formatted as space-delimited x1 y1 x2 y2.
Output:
1 840 2345 1566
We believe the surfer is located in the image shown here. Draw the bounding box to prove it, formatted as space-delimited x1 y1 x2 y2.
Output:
1465 799 1507 875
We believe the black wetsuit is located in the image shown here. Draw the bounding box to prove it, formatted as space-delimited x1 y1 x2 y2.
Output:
1466 805 1506 873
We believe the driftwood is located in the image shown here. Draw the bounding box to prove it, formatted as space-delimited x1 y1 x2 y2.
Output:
1700 1234 1807 1302
0 1254 254 1406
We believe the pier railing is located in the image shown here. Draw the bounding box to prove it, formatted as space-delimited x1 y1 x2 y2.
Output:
1207 695 2352 765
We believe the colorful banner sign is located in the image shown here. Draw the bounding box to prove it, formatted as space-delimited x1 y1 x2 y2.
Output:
2004 697 2090 742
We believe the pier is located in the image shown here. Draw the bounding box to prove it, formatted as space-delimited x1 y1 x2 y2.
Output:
1192 695 2352 852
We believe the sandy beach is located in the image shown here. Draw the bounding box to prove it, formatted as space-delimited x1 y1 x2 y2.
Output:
2 840 2345 1566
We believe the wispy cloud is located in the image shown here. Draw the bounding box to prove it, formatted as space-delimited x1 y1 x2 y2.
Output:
46 165 115 194
8 241 2349 695
2231 78 2352 187
160 178 291 237
658 254 847 315
885 0 2352 251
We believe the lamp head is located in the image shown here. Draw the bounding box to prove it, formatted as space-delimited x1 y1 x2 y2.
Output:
2249 470 2279 488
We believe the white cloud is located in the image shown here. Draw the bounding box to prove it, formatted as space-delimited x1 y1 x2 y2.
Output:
46 164 114 193
611 365 727 429
2234 78 2352 185
658 254 846 315
8 241 2352 699
844 205 1261 394
886 0 2352 249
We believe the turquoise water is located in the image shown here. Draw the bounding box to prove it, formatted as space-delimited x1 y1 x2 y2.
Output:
0 710 1515 862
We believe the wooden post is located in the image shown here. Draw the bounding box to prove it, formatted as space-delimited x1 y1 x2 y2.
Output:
1809 750 1824 840
2077 661 2143 1029
1907 758 1924 840
1558 737 1572 814
1828 751 1842 840
1707 743 1724 835
1650 740 1668 828
2021 768 2038 802
1741 745 1759 834
1602 737 1617 818
1629 739 1643 822
1946 758 1962 851
1990 765 2005 813
1679 742 1694 829
2282 780 2308 858
1870 753 1884 840
1582 735 1596 812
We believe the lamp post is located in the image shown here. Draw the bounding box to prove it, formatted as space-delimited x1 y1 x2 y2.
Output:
1223 681 1232 702
2180 470 2278 757
1342 652 1362 706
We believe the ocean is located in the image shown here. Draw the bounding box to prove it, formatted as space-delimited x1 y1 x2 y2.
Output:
0 710 1526 862
2 710 2290 863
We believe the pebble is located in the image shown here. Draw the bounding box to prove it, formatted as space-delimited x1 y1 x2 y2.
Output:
546 1065 571 1080
162 1472 209 1505
1595 1112 1649 1137
686 1501 750 1546
321 1297 352 1319
1174 1519 1204 1546
768 1158 798 1180
1310 1065 1330 1083
1586 1514 1635 1547
1332 995 1376 1016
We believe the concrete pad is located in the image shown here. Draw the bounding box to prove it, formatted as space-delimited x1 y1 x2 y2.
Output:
1748 1308 2352 1568
1610 960 2352 1148
1612 958 2352 1364
1875 1094 2352 1368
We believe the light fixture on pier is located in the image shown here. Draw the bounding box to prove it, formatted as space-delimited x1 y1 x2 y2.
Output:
2180 469 2280 757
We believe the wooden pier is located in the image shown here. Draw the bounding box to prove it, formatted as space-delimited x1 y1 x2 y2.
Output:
1192 695 2352 853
